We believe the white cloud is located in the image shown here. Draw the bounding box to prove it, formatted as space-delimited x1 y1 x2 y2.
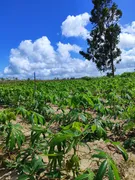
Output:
57 42 81 60
4 36 99 79
116 48 135 69
61 13 90 39
119 33 135 49
116 22 135 73
119 22 135 49
121 21 135 34
3 12 135 79
4 37 57 78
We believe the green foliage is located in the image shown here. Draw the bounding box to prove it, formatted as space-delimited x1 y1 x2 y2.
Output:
91 118 107 139
30 125 48 145
80 0 122 76
111 141 128 161
1 75 135 179
124 138 135 149
0 109 16 124
16 106 45 125
46 122 89 178
75 169 95 180
52 109 91 126
16 148 45 180
5 123 25 151
92 149 120 180
66 154 80 178
0 109 25 151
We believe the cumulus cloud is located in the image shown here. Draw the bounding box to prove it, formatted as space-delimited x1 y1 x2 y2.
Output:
57 42 81 59
121 21 135 34
116 48 135 71
4 37 57 78
61 13 90 39
117 22 135 73
119 22 135 49
120 33 135 49
4 36 99 79
3 12 135 79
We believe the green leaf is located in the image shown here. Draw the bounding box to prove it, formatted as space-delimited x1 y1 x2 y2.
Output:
108 165 114 180
91 124 96 133
95 160 108 180
23 166 31 174
92 150 107 159
18 174 30 180
110 160 120 180
75 171 95 180
79 113 87 123
6 123 25 150
66 139 75 153
112 142 128 161
32 155 45 172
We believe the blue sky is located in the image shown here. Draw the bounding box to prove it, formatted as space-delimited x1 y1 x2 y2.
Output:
0 0 135 79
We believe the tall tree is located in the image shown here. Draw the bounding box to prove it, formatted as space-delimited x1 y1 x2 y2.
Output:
80 0 122 76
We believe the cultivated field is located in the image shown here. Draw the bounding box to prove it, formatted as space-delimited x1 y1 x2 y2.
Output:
0 72 135 180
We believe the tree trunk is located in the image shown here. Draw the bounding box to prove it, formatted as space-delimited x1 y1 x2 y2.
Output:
110 33 115 77
111 58 115 77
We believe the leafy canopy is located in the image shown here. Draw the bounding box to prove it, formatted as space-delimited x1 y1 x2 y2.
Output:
80 0 122 76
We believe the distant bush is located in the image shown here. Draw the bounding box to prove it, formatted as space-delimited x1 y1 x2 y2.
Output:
81 76 92 80
121 72 135 78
